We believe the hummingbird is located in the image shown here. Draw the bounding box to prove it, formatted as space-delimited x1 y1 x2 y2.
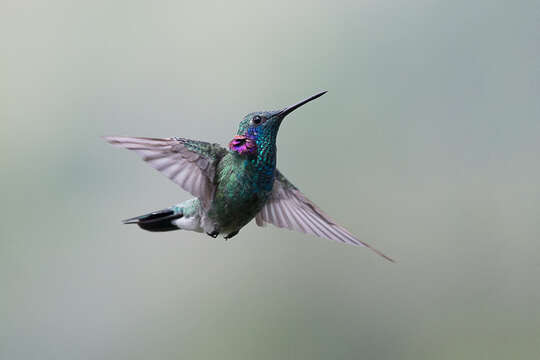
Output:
104 91 393 262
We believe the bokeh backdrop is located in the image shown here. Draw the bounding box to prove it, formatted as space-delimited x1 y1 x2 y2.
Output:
2 1 539 359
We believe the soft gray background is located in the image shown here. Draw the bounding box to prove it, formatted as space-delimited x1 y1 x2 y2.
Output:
2 1 539 359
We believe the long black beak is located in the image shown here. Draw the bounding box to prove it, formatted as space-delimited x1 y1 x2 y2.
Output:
278 91 327 118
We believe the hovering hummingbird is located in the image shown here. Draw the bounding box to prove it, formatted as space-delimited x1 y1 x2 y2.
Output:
104 91 393 261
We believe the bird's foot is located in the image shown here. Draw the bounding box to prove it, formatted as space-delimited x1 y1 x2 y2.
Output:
206 231 219 238
224 230 239 240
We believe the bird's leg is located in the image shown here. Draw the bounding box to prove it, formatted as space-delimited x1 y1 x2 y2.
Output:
206 230 219 238
224 230 239 240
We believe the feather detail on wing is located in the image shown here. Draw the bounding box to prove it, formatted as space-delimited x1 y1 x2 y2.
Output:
104 136 227 208
256 170 394 262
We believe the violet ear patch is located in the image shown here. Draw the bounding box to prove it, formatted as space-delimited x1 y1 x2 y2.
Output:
229 135 257 155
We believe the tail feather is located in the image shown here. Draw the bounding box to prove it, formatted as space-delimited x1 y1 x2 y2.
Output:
123 208 183 232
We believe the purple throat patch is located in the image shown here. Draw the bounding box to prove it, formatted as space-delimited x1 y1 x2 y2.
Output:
229 134 257 155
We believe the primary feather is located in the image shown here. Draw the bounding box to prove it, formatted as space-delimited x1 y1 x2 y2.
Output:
256 170 394 262
104 136 226 208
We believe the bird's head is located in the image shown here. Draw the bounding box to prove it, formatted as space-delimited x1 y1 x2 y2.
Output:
229 91 327 156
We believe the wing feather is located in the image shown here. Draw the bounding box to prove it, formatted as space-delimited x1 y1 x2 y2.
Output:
104 136 227 208
256 170 394 262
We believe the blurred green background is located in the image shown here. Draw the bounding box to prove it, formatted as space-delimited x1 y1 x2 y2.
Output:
2 1 539 359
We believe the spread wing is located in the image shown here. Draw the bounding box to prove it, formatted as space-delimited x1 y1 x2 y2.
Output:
104 136 227 208
256 170 394 262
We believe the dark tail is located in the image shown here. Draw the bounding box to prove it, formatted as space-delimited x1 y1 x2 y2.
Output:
123 208 183 232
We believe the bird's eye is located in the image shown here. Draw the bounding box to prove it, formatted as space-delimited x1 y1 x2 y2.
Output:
252 115 262 125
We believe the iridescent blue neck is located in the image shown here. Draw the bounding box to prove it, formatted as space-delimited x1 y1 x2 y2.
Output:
246 127 277 193
247 128 276 166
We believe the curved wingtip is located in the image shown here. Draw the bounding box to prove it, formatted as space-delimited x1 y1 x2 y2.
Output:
358 240 395 263
371 247 396 263
102 136 128 146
